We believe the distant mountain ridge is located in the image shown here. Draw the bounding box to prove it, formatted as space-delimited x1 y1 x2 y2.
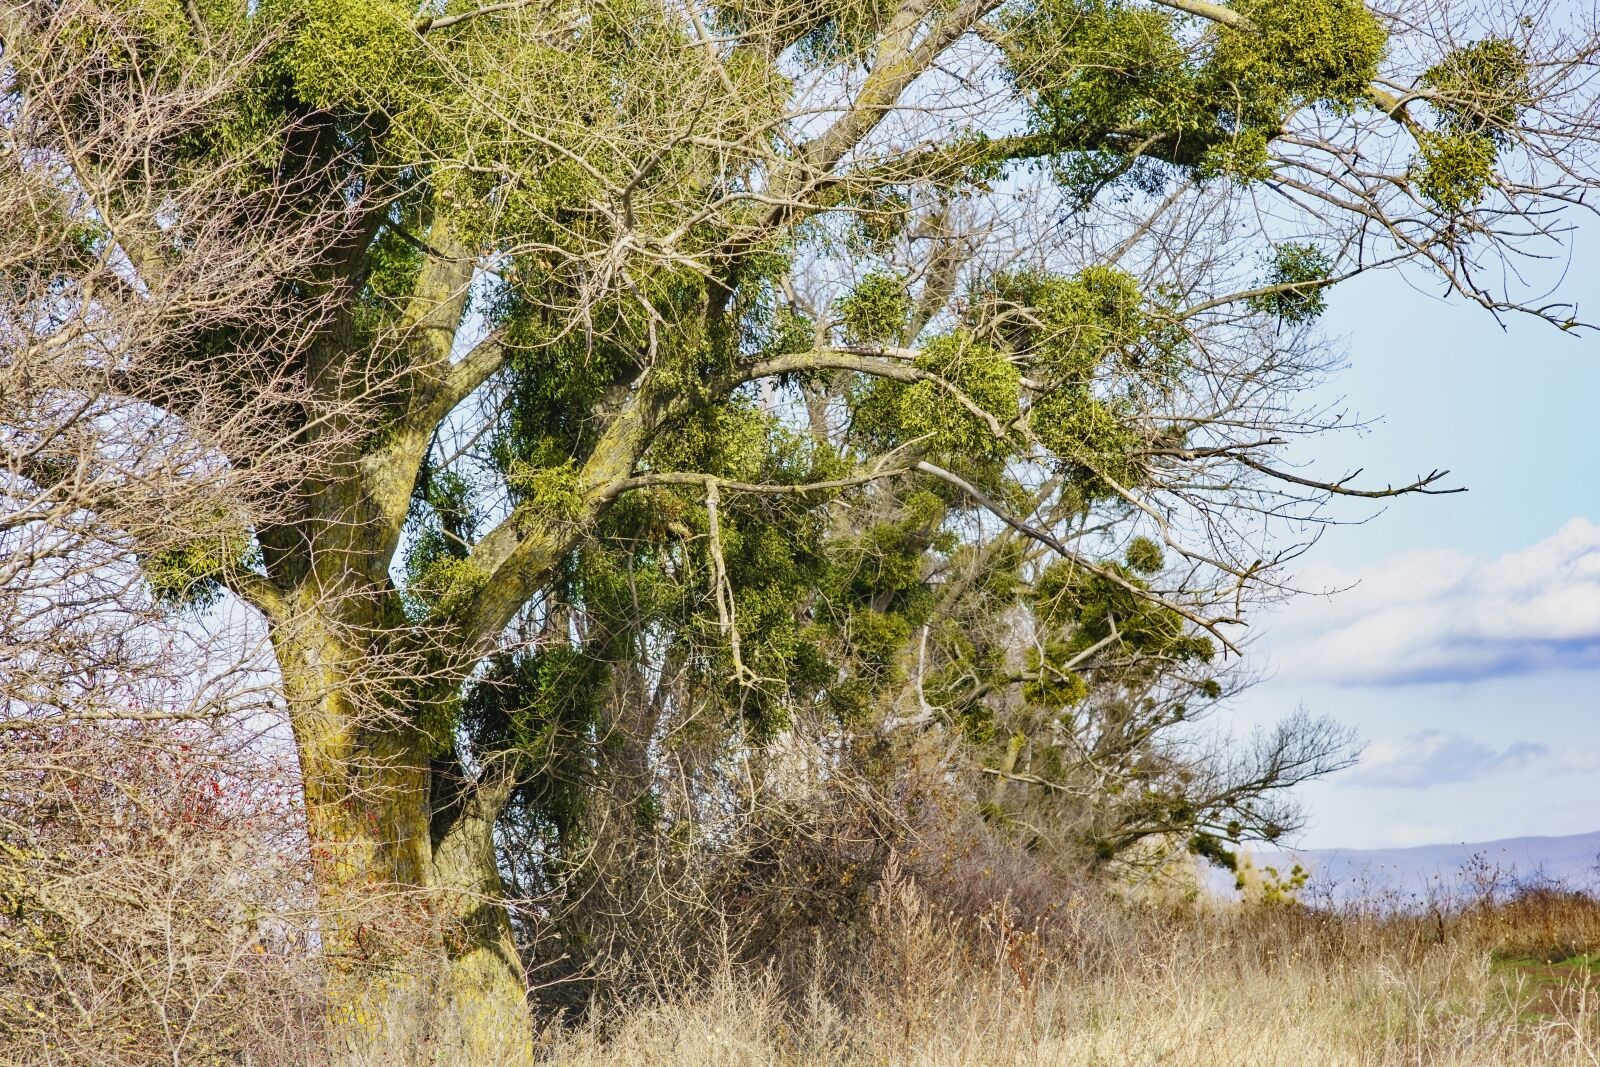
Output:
1222 830 1600 903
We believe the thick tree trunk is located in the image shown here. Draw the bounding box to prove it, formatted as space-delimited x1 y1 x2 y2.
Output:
271 601 533 1065
430 781 532 1061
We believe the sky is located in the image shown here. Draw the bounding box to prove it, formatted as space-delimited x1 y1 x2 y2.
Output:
1226 239 1600 851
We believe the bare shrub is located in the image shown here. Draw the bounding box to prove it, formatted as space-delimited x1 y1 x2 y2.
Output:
0 725 325 1066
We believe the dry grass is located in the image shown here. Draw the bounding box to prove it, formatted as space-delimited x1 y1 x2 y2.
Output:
8 735 1596 1067
536 868 1600 1067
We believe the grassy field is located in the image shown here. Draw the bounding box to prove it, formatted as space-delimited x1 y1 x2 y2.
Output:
536 875 1600 1066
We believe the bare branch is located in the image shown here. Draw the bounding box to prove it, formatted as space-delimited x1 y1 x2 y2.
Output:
1231 457 1466 499
415 0 538 34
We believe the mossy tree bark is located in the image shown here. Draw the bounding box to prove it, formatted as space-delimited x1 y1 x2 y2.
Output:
269 590 536 1064
239 214 554 1056
242 273 675 1060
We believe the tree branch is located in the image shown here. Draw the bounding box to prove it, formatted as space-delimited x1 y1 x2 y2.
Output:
415 0 537 34
738 349 1014 442
603 464 910 503
1148 0 1249 30
432 327 508 417
979 767 1087 795
1231 457 1465 499
751 0 1002 236
351 214 481 569
912 460 1242 652
219 567 287 621
452 378 682 642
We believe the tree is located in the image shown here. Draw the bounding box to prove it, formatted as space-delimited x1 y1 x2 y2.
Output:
3 0 1597 1058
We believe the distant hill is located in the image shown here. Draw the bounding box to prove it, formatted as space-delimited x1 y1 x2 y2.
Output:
1215 831 1600 904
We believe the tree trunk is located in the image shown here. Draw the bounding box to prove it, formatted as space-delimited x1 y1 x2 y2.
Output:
272 601 534 1065
430 779 533 1062
986 732 1027 815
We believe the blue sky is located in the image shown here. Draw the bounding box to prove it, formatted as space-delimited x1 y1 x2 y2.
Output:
1229 238 1600 850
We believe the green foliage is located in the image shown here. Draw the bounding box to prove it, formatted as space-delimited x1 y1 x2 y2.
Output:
792 0 900 64
406 554 490 620
1123 536 1164 575
463 647 609 840
653 400 811 482
488 267 728 486
1411 39 1531 214
511 460 587 527
904 332 1021 460
1197 0 1387 177
1000 0 1387 193
765 306 818 359
974 264 1186 388
1000 0 1188 138
352 221 427 344
403 470 489 619
837 272 911 346
840 492 950 609
1033 555 1214 666
806 489 954 721
1196 128 1273 183
1414 130 1500 214
953 265 1188 491
425 469 477 544
716 519 834 735
1422 37 1532 139
954 699 1000 745
1189 831 1237 872
563 400 852 736
1210 0 1386 117
1001 0 1194 194
53 0 202 68
848 328 1022 470
1022 642 1089 707
267 0 424 112
1247 242 1334 324
1031 387 1143 496
142 531 247 610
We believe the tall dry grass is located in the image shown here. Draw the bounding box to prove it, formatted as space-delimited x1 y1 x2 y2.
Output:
7 724 1595 1066
537 861 1600 1067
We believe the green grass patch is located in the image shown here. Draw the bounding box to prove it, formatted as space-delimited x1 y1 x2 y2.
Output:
1492 950 1600 974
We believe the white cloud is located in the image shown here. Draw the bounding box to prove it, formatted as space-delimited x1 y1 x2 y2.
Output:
1268 518 1600 686
1551 748 1600 775
1344 730 1548 788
